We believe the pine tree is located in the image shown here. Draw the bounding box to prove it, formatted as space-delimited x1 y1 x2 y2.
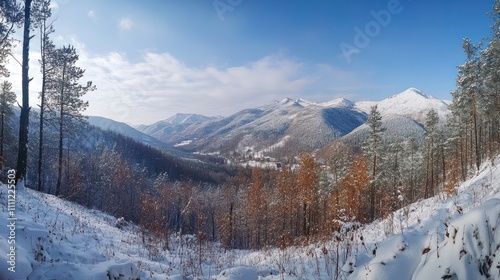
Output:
364 105 385 221
446 109 468 180
46 45 95 196
0 0 21 77
378 140 403 214
401 136 422 202
0 81 16 163
35 0 54 191
15 0 33 185
481 43 500 160
480 3 500 159
424 109 439 198
455 38 483 171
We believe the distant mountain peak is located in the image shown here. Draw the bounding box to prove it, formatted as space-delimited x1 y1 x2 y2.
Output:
321 97 355 108
164 113 212 125
355 87 450 124
275 97 314 108
393 87 433 100
278 97 294 105
295 98 315 106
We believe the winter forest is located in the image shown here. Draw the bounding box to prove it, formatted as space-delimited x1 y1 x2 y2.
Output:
3 0 500 279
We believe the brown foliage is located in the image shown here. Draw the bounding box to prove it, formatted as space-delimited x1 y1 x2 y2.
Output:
337 155 371 223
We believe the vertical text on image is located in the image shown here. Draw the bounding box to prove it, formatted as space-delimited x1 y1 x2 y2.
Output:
6 169 17 273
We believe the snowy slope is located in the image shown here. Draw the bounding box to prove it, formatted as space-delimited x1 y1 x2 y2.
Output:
0 182 274 279
339 115 426 147
231 158 500 280
324 88 448 149
0 184 144 279
1 157 500 279
355 88 450 124
136 113 216 143
88 115 169 148
347 160 500 280
138 98 366 156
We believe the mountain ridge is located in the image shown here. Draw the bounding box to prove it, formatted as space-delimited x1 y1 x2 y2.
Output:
124 87 450 158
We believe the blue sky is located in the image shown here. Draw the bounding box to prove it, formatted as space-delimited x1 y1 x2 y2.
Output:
6 0 495 124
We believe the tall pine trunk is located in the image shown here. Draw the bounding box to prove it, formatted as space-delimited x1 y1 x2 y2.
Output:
38 23 47 192
16 0 32 186
472 88 481 171
55 61 66 196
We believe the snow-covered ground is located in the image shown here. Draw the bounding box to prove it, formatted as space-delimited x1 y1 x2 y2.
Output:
347 160 500 280
1 158 500 279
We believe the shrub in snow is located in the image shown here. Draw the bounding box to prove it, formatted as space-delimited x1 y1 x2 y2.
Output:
106 263 140 280
115 217 127 229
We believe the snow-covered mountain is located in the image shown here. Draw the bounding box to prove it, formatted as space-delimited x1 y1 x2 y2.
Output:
339 115 426 147
320 97 355 108
87 116 169 148
355 87 450 124
135 88 449 157
139 98 367 155
135 113 216 143
331 88 449 148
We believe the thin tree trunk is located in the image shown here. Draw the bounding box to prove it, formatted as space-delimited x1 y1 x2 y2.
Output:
441 144 446 191
66 143 70 189
425 145 430 198
472 88 480 171
430 143 434 197
409 147 414 201
460 134 465 180
370 154 377 221
38 22 47 192
16 0 33 186
303 202 307 237
55 61 66 196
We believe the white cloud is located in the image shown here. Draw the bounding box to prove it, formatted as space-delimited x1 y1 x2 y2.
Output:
5 38 376 126
78 51 314 125
118 18 133 31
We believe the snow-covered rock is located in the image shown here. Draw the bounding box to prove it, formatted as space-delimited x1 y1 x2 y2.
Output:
217 266 258 280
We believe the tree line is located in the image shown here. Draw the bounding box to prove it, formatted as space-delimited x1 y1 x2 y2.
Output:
1 0 95 193
1 0 235 234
